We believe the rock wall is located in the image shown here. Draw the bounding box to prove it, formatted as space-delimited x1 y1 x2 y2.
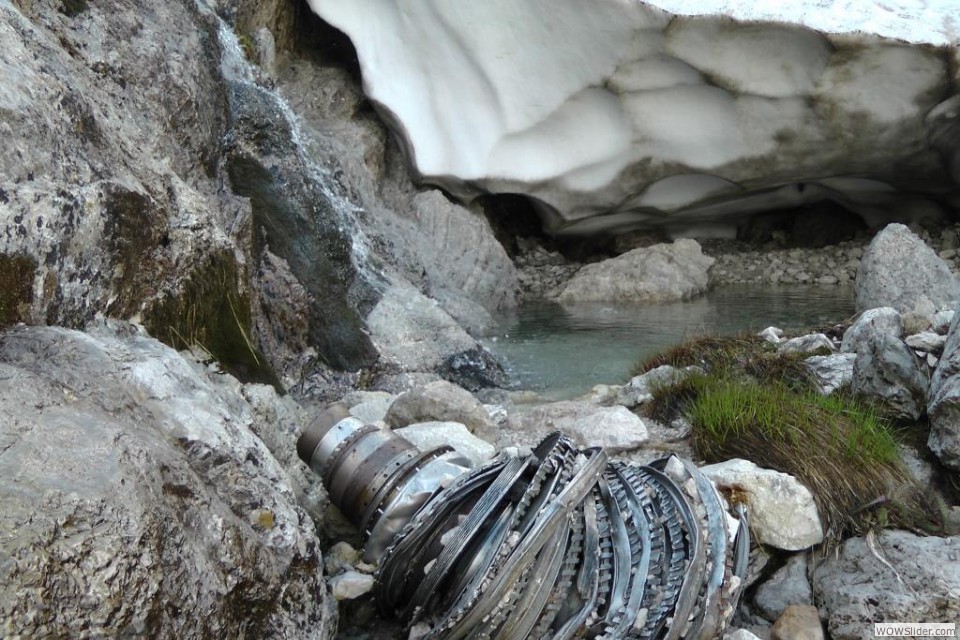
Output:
0 322 336 638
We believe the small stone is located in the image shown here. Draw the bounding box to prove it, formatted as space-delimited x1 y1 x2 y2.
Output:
329 571 375 600
772 605 823 640
325 541 362 575
778 333 835 355
758 326 784 344
904 331 947 353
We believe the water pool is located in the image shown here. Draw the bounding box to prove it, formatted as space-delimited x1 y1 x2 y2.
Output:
481 285 855 399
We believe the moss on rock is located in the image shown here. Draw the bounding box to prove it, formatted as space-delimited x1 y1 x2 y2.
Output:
0 253 36 330
144 250 280 389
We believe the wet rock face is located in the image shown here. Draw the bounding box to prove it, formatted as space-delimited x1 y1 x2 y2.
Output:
0 323 336 638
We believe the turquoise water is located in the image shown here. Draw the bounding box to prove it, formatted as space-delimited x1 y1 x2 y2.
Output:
481 285 855 399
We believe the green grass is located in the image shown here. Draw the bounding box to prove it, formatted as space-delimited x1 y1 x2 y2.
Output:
652 368 931 540
639 334 956 539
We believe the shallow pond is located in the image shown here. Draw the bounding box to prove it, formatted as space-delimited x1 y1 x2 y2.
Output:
482 285 855 399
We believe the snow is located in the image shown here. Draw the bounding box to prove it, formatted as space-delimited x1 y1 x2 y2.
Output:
649 0 959 46
304 0 959 235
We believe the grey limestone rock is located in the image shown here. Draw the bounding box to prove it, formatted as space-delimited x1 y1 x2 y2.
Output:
813 531 960 640
855 224 960 313
384 380 495 436
804 353 855 395
928 305 960 470
851 332 928 421
395 421 496 468
841 307 903 354
753 555 814 622
503 401 648 453
777 333 835 355
0 323 336 639
555 239 714 303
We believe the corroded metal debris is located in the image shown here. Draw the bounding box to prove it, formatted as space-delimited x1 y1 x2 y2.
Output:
298 407 749 639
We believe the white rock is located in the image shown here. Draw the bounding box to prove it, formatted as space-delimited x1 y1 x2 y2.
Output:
855 224 960 314
555 240 713 303
324 541 362 576
904 331 947 353
701 459 824 550
618 364 699 407
395 421 496 468
777 333 835 355
328 571 375 600
933 309 955 331
804 353 855 395
504 402 648 452
725 630 764 640
758 326 785 344
343 391 397 424
841 307 903 354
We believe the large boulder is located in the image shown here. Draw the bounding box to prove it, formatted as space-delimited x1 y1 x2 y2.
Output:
851 332 928 421
0 323 336 638
928 306 960 470
366 284 507 390
555 239 713 303
813 530 960 640
854 224 960 314
305 0 959 237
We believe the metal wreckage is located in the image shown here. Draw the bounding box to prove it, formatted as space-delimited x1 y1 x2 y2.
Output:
298 405 750 639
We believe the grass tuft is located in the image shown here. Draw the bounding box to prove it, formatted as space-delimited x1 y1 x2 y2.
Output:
688 374 907 538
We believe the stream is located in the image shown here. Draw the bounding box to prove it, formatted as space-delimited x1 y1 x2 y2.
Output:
482 284 855 399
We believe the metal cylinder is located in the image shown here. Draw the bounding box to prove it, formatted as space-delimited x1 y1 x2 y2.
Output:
299 410 750 640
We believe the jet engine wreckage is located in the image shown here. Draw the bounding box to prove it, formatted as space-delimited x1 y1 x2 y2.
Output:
298 405 751 639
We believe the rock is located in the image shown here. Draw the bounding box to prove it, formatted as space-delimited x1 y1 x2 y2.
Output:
0 323 335 638
618 364 699 407
928 307 960 469
804 353 855 395
777 333 835 355
325 541 362 576
581 383 623 406
343 391 397 425
904 331 947 353
851 332 928 421
366 285 505 389
813 531 960 640
933 309 956 332
504 402 648 453
329 571 375 601
395 422 496 468
555 240 713 303
700 459 824 550
754 555 813 622
726 630 765 640
305 1 958 237
385 380 495 435
771 605 823 640
758 326 785 344
410 190 519 316
855 224 960 313
840 307 903 354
